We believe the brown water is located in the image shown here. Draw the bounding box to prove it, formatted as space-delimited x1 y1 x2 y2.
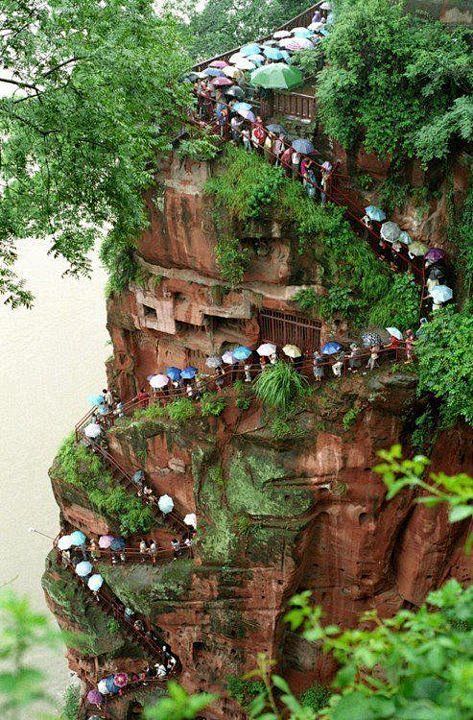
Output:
0 240 108 707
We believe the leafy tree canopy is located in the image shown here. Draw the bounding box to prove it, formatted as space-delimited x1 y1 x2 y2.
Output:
414 305 473 426
163 0 309 61
316 0 473 164
0 0 192 307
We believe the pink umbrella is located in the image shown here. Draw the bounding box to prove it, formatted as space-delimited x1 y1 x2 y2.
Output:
114 673 129 688
87 690 103 706
212 76 233 87
280 37 314 50
236 108 256 122
98 535 114 549
210 60 229 68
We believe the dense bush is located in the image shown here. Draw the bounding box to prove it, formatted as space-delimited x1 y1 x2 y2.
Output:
415 306 473 426
166 398 197 424
214 237 250 287
317 0 473 164
254 361 308 412
57 436 154 535
200 392 226 417
227 675 266 709
293 287 319 313
300 683 331 712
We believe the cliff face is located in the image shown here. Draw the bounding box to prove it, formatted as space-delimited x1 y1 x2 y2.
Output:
44 153 472 719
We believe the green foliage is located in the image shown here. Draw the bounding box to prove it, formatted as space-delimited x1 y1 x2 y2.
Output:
284 580 473 720
342 407 361 431
234 379 253 410
145 681 217 720
206 146 285 223
255 361 308 412
300 683 331 712
0 0 192 306
133 403 167 421
316 0 473 164
166 398 197 424
215 237 251 287
367 273 420 331
56 435 154 535
449 182 473 298
415 306 473 425
375 444 473 533
411 407 436 454
227 675 266 709
0 590 57 718
107 618 121 635
164 0 308 61
199 465 236 564
177 132 220 162
60 684 80 720
200 392 226 417
293 288 319 314
151 560 195 601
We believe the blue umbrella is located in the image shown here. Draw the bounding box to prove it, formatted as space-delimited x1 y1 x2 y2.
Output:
203 67 224 77
233 102 253 113
70 530 86 546
320 27 330 36
293 27 313 38
292 139 315 154
233 346 252 361
280 50 292 63
166 367 181 382
181 366 198 380
110 537 126 551
240 43 261 57
321 342 342 355
248 53 265 65
105 676 119 694
365 206 386 222
88 394 105 406
264 47 285 61
75 561 93 577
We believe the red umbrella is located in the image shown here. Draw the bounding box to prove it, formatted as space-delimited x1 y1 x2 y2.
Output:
210 60 229 68
212 76 233 87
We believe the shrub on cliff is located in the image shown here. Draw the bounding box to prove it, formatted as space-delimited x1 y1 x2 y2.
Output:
166 398 197 424
415 306 473 426
254 361 308 413
316 0 473 165
200 392 226 417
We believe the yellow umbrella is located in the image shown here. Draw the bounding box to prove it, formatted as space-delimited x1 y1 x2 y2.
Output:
282 344 302 358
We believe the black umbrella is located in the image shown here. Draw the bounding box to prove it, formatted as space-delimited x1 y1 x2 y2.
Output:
427 264 447 281
225 86 245 99
266 123 287 135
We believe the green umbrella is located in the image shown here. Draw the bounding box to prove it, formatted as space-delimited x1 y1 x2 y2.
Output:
250 63 303 90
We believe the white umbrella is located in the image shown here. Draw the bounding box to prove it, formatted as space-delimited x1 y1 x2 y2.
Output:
223 66 243 79
149 374 169 389
386 327 403 341
88 574 104 592
257 343 277 357
283 344 302 359
84 422 102 439
308 21 324 30
98 679 111 695
222 351 235 364
229 52 245 63
409 241 429 256
184 513 197 528
234 58 256 71
320 1 331 8
158 494 174 515
273 30 291 38
57 535 73 550
75 561 93 577
380 221 401 243
430 285 453 303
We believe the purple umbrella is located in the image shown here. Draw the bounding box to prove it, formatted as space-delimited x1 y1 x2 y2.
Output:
425 247 445 263
87 690 103 706
209 60 229 68
236 108 256 122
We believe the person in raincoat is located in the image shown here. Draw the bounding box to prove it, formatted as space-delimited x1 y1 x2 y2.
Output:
241 126 252 152
139 539 148 563
313 351 324 381
312 8 322 22
292 150 301 179
404 330 415 363
348 343 361 372
90 539 100 561
251 116 266 151
149 540 158 565
264 132 275 163
280 146 294 176
273 133 285 166
332 352 345 377
231 114 243 142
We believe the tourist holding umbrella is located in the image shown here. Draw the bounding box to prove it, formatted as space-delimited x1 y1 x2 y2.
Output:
313 351 325 381
251 116 266 152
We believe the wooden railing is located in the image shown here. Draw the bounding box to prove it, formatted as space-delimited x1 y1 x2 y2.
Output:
273 90 316 120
